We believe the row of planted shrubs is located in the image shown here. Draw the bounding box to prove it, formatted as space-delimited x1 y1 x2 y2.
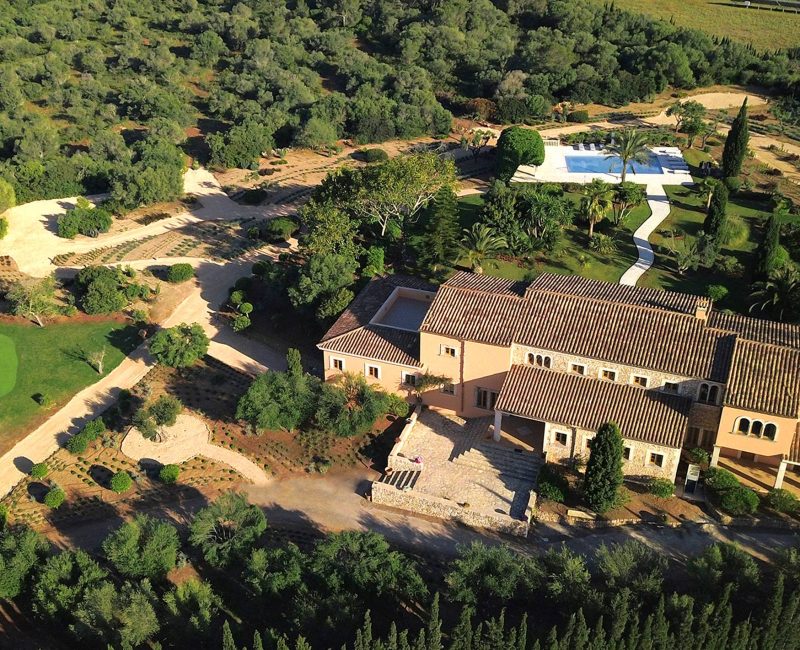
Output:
704 466 800 516
537 465 675 506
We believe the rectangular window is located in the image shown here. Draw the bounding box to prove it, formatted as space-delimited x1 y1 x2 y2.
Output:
649 452 665 467
366 365 380 379
571 363 586 376
601 369 617 382
475 388 498 411
555 431 568 446
402 372 417 386
632 375 648 388
440 382 456 395
585 436 595 450
623 446 632 461
663 382 679 394
331 357 344 371
441 345 457 357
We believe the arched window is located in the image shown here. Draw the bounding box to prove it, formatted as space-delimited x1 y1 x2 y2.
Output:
527 353 535 365
543 356 552 368
737 418 750 434
698 383 709 402
765 423 778 440
708 385 719 404
751 421 764 437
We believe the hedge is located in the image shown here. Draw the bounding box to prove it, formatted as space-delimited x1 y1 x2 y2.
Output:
567 110 590 123
648 478 675 498
766 488 799 514
718 484 760 516
363 148 389 163
496 126 545 182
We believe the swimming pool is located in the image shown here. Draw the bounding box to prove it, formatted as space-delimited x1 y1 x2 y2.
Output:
565 153 663 175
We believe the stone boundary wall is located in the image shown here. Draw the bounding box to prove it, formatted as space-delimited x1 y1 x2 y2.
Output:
372 481 530 537
386 404 424 472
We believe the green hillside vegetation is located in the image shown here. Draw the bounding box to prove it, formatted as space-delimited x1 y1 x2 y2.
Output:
0 0 797 211
0 321 138 447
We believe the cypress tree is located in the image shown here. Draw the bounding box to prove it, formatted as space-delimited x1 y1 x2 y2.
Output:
386 622 399 650
650 596 670 650
756 214 782 277
222 621 238 650
722 99 749 179
516 614 528 650
589 614 607 650
253 630 264 650
703 181 729 241
758 573 784 649
583 422 624 513
420 186 460 273
449 607 474 650
354 611 373 650
572 610 590 650
427 594 443 650
294 639 312 650
544 626 559 650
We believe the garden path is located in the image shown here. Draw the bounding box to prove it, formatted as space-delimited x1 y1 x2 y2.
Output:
618 184 671 286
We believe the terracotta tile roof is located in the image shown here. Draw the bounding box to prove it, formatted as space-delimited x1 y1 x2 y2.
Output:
420 275 734 381
708 311 800 349
724 339 800 418
528 273 700 315
320 275 435 342
443 271 528 296
495 365 691 448
319 325 422 368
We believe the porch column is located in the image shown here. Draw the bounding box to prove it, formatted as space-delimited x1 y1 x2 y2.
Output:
775 460 789 490
493 410 502 442
710 445 721 468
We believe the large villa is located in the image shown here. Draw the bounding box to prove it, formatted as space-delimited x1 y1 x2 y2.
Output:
318 272 800 531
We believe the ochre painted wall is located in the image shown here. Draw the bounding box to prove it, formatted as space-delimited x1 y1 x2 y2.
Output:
715 406 798 464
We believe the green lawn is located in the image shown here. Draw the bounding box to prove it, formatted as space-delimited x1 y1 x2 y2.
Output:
639 183 772 312
457 193 651 284
586 0 800 51
0 321 139 449
0 334 18 398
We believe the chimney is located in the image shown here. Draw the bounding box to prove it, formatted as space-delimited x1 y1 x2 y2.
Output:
695 297 710 321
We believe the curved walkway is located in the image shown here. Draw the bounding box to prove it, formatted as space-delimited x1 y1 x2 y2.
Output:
121 414 270 486
619 184 672 286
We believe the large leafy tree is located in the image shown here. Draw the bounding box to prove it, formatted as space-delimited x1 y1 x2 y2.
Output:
149 323 210 367
495 126 545 182
666 100 706 134
722 98 749 180
459 223 507 274
208 120 274 169
583 422 624 513
101 514 180 580
287 253 357 323
319 153 456 237
300 201 362 260
604 129 650 184
0 177 16 214
31 549 108 619
6 275 59 327
189 492 267 568
611 183 647 226
581 179 613 237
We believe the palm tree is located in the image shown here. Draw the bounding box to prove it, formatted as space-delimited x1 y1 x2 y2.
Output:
605 129 650 184
459 223 507 274
581 178 613 238
750 266 800 323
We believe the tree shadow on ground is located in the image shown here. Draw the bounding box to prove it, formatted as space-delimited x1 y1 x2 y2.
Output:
88 464 113 489
27 482 49 502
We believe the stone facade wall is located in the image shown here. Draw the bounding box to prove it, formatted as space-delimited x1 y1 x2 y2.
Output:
542 422 680 481
371 481 530 537
510 343 724 404
386 405 424 472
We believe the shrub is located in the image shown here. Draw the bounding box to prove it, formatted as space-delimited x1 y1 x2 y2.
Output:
688 447 711 466
567 110 590 123
43 487 65 509
262 217 297 242
496 126 545 182
232 314 251 331
704 467 739 492
719 215 749 247
707 285 729 302
149 323 209 367
65 418 106 454
363 148 389 163
66 432 90 454
167 263 194 283
56 199 113 239
229 290 246 306
648 478 675 498
30 463 49 479
724 177 741 192
589 234 617 255
538 465 568 503
110 471 133 493
766 488 799 514
160 464 180 484
718 484 759 516
0 217 7 239
238 302 253 315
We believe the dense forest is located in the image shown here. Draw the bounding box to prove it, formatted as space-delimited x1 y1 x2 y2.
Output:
0 0 798 208
3 492 800 649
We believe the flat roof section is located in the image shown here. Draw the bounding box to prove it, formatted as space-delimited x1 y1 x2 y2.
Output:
375 296 432 331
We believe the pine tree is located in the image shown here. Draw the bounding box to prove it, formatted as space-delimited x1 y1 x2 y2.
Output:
420 186 460 274
583 422 624 513
722 99 749 180
222 621 238 650
702 182 729 241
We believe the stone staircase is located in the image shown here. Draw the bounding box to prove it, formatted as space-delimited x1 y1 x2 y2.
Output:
455 442 543 483
378 469 421 491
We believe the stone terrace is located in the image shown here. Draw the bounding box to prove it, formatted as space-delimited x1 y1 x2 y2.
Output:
371 409 542 536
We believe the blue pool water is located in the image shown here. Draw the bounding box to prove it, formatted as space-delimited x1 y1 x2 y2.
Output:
565 154 663 175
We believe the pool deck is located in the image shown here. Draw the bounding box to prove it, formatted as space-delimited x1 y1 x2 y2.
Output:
511 145 694 186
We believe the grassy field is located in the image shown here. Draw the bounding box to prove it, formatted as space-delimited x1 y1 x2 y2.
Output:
588 0 800 51
0 334 18 397
0 321 139 448
457 192 651 283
